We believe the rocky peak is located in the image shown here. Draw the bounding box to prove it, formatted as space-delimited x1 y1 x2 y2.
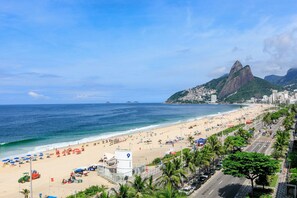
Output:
229 60 243 76
218 62 254 99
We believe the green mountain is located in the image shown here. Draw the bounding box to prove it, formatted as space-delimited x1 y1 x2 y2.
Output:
265 68 297 91
166 61 282 104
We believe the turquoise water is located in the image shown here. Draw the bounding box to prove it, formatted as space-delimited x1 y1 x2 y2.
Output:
0 103 240 159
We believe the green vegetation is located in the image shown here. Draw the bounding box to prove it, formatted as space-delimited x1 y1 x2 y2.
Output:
152 157 161 165
235 128 253 143
203 75 228 93
223 152 279 197
268 174 278 187
224 135 246 153
20 189 30 198
246 188 274 198
66 185 108 198
166 90 189 103
272 130 290 159
225 77 282 103
216 124 245 136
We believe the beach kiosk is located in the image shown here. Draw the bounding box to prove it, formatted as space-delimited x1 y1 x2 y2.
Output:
115 149 133 177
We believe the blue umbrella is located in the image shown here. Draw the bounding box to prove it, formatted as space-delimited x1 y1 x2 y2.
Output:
74 168 84 173
14 157 19 160
2 159 9 162
26 154 31 157
39 153 44 156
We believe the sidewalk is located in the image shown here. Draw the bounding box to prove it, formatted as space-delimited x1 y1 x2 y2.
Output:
275 160 289 198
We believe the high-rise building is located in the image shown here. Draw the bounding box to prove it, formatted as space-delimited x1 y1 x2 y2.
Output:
211 95 217 103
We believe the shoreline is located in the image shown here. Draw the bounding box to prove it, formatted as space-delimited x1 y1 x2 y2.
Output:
1 104 242 160
0 104 270 198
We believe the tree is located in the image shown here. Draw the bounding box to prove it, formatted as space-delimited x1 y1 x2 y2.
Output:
111 183 133 198
158 161 186 188
20 189 30 198
255 174 271 190
263 113 272 125
156 183 187 198
206 135 223 168
222 152 278 198
272 130 290 159
187 136 194 146
192 149 211 174
235 128 252 143
182 149 195 173
146 175 157 193
172 157 183 170
129 175 148 197
96 189 111 198
224 136 246 153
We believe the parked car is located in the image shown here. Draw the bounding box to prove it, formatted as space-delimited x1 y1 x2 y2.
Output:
216 164 222 170
179 186 194 196
191 180 202 190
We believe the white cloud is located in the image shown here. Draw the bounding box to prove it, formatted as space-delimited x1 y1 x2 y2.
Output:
208 66 228 78
263 28 297 60
28 91 47 99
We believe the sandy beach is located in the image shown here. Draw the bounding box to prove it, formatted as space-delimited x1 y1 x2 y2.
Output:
0 104 271 198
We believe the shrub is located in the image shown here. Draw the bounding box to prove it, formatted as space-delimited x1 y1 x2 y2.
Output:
152 157 161 165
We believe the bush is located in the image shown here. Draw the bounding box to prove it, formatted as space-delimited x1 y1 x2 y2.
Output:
163 154 172 159
289 173 297 185
152 157 161 165
247 188 273 198
66 185 105 198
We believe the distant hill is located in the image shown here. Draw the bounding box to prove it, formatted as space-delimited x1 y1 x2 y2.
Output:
166 60 282 104
265 68 297 90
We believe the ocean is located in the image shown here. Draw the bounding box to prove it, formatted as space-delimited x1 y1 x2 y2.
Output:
0 103 240 159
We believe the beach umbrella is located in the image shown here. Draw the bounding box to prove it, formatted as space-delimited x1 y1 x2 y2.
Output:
14 157 19 160
26 154 31 157
34 154 37 156
74 168 84 173
2 159 9 162
39 153 44 156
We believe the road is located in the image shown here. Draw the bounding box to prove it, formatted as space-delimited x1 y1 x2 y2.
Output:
190 120 283 198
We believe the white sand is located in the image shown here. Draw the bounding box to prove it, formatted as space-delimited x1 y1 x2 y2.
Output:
0 104 271 198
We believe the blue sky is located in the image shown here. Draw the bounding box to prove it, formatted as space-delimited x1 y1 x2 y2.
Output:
0 0 297 104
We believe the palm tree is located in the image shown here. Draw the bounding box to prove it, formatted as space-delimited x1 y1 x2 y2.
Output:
111 183 133 198
158 161 186 188
187 136 194 146
272 130 290 159
263 113 272 125
96 189 111 198
156 183 187 198
283 115 294 131
206 135 223 168
129 175 148 197
20 189 30 198
192 148 211 175
235 128 252 143
172 157 183 170
146 175 157 193
182 149 195 173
